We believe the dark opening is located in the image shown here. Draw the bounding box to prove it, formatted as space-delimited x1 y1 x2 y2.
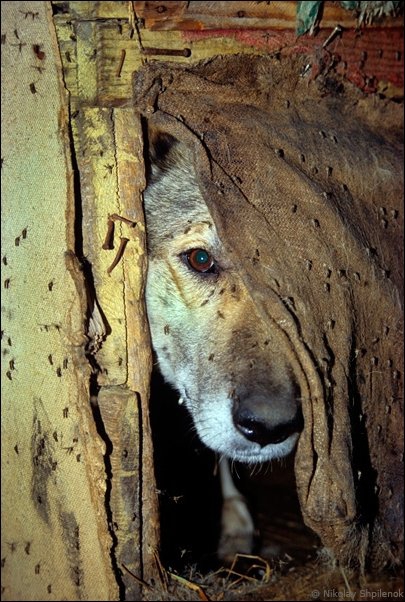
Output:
149 367 318 574
149 367 222 572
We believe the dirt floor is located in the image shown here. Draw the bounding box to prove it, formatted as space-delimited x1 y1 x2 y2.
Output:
148 373 404 601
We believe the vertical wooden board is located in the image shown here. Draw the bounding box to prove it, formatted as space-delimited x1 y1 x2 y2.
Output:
113 109 149 396
52 7 160 598
95 108 159 598
75 19 98 102
56 15 405 105
51 17 78 98
114 108 160 585
96 20 145 103
97 387 143 600
1 2 118 600
73 107 128 385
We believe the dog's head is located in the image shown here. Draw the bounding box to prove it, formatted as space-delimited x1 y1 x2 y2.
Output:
143 131 303 464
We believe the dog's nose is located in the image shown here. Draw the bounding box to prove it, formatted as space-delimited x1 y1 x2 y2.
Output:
232 396 303 447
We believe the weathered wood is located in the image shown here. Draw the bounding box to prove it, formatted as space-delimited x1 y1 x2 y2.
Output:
97 387 143 600
111 107 160 593
54 0 403 30
71 103 159 597
134 1 403 31
53 3 404 107
1 2 118 599
53 1 161 596
73 107 129 385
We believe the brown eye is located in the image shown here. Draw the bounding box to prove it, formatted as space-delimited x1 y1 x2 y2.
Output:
184 249 216 274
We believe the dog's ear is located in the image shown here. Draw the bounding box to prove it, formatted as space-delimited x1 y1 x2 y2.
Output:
147 127 179 170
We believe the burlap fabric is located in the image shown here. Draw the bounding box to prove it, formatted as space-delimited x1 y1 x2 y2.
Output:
133 55 403 570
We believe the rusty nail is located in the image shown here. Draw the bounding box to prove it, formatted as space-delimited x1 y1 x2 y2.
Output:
109 213 137 227
107 237 130 274
102 218 115 250
322 25 343 49
142 47 191 58
116 49 126 78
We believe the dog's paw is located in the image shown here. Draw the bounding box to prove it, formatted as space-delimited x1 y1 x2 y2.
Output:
217 495 255 564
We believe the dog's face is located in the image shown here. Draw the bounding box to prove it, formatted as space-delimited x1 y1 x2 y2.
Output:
143 132 303 464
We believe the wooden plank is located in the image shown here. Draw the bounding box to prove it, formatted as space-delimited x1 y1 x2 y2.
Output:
53 2 403 107
97 387 143 600
134 0 403 31
50 16 78 97
182 26 404 97
59 34 159 599
59 17 403 105
53 0 129 19
1 3 118 600
73 108 129 385
76 20 98 101
113 108 150 395
113 108 160 589
52 1 404 107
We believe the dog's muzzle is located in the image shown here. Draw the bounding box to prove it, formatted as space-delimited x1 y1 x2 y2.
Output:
232 394 303 448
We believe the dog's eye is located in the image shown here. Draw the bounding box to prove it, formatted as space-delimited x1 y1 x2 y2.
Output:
183 249 217 274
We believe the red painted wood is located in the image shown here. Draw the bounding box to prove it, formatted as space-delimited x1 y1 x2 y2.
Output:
182 27 404 94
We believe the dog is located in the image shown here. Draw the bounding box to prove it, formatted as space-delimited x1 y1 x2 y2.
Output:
143 130 303 561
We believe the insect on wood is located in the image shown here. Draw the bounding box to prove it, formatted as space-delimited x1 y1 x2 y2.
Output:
20 10 39 20
32 44 45 60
